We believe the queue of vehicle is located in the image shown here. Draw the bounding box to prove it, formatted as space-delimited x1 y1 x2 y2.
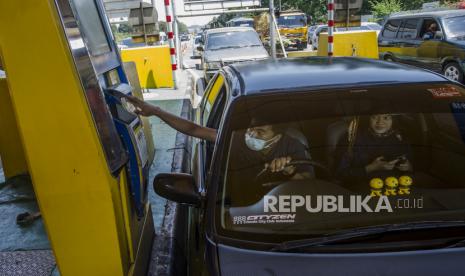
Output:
161 8 465 275
378 9 465 83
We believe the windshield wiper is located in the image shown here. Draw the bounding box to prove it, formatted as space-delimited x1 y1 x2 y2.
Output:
271 220 465 252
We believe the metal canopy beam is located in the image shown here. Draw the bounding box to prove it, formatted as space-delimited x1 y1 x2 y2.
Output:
184 0 260 12
177 7 268 17
103 0 152 19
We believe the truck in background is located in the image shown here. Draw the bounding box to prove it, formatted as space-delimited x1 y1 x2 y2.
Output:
255 10 308 50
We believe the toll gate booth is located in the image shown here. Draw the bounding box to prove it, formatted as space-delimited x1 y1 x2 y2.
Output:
0 0 155 275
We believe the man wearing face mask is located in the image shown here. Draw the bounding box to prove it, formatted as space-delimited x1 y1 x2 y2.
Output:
125 96 313 186
225 123 314 205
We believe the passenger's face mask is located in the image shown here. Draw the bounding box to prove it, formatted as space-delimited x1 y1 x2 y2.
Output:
244 131 280 151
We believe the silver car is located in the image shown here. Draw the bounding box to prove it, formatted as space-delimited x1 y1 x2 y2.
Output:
192 35 202 58
199 27 269 81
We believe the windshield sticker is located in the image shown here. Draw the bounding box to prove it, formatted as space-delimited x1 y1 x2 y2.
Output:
428 87 461 98
262 194 423 214
233 214 296 225
451 102 465 142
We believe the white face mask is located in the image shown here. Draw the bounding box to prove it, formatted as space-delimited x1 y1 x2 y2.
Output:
244 132 280 151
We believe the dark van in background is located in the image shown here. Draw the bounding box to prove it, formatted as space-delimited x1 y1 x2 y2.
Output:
378 10 465 83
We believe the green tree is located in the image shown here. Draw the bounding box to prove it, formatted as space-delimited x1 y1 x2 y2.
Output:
158 21 167 32
177 21 189 33
117 23 132 33
369 0 402 18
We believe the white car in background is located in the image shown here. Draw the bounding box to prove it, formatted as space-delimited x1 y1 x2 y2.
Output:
336 22 382 35
192 35 202 58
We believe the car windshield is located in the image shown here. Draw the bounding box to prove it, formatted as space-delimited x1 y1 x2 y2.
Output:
194 36 201 44
216 83 465 244
277 14 306 28
232 20 254 27
443 15 465 38
206 30 262 50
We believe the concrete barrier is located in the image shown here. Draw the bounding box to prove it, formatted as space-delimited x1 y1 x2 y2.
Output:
121 46 174 89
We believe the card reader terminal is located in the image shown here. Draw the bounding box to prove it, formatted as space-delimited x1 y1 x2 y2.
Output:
104 83 149 217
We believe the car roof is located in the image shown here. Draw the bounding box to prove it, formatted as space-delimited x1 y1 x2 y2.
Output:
228 57 449 95
205 27 254 34
388 9 465 20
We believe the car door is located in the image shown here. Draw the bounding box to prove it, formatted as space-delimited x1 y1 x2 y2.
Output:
417 17 444 73
188 73 228 274
378 19 402 60
396 18 422 67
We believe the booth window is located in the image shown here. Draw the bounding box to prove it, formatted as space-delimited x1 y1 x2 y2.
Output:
72 0 111 56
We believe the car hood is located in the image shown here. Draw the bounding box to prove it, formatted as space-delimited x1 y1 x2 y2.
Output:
204 46 269 63
448 38 465 48
217 244 465 276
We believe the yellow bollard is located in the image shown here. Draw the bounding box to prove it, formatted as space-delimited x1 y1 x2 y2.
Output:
318 30 379 59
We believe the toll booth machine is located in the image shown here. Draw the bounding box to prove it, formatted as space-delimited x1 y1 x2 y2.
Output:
0 0 155 275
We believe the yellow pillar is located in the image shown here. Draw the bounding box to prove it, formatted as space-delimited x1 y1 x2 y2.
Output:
0 74 28 178
0 1 131 275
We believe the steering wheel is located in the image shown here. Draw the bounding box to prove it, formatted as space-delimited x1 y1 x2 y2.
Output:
257 159 332 187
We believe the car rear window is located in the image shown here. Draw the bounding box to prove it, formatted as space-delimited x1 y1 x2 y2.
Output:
382 19 401 38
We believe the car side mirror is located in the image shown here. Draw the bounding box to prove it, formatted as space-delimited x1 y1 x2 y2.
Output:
197 46 204 52
153 173 201 206
435 31 444 40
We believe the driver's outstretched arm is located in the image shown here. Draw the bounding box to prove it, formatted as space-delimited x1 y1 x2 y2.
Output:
126 96 217 142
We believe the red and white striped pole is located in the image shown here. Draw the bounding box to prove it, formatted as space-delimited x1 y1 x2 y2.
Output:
327 0 334 57
164 0 177 88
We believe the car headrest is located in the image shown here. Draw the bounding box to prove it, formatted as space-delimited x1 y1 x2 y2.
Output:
285 127 309 149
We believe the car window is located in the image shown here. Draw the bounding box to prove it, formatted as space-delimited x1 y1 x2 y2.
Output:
205 30 262 51
277 14 306 28
382 19 401 38
203 74 227 168
420 18 441 39
443 15 465 39
202 74 225 126
399 19 420 39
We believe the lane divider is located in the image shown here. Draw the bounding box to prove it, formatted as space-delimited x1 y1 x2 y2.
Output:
164 0 177 87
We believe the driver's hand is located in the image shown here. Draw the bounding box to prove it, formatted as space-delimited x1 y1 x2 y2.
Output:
366 156 396 173
125 95 159 116
396 159 412 171
266 156 295 175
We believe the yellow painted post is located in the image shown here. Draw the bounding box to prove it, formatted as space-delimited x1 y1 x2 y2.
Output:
318 31 379 59
121 46 174 89
0 76 29 178
0 1 131 275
